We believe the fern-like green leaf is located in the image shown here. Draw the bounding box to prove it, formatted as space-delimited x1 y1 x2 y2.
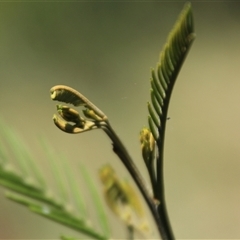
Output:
148 2 195 145
0 118 108 240
148 1 195 188
146 3 195 239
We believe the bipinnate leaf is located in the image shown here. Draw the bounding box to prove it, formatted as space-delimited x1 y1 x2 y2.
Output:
148 2 195 144
144 2 195 239
0 119 108 240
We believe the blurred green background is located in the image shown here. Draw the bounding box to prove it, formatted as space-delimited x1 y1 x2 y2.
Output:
0 1 240 239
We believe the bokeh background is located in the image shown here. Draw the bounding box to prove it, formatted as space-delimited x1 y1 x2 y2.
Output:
0 1 240 239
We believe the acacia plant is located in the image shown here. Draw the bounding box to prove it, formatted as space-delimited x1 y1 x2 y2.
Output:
0 2 195 239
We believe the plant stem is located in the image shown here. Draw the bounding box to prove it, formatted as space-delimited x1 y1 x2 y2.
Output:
100 121 165 238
